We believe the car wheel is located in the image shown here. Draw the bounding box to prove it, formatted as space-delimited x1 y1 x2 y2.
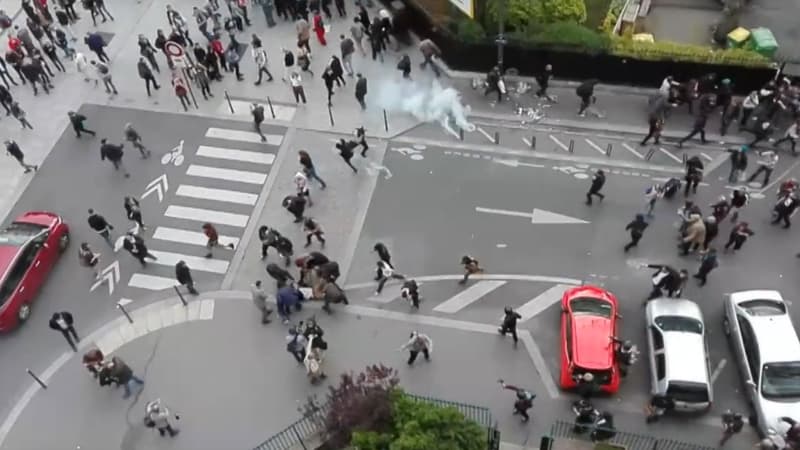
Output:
58 231 70 252
722 317 730 336
17 303 31 322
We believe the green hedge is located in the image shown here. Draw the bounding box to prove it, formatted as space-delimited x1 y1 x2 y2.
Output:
486 0 587 29
599 0 626 33
610 37 773 67
511 22 611 52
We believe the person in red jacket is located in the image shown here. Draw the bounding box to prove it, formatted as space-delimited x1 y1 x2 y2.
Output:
202 223 234 258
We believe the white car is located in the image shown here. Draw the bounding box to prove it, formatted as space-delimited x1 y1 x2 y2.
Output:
645 298 713 412
724 290 800 436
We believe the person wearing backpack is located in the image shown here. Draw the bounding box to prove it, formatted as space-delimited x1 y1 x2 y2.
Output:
91 60 117 94
576 79 602 118
225 45 243 81
172 74 190 111
281 47 294 81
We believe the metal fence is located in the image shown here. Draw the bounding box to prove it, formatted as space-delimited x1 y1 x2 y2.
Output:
252 394 499 450
549 420 718 450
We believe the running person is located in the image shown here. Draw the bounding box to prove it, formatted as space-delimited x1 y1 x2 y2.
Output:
202 223 234 258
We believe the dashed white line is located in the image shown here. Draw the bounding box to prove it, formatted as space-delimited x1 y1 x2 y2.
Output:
711 358 727 384
621 143 644 159
700 152 713 161
476 127 496 144
549 135 568 151
584 138 605 155
659 147 683 164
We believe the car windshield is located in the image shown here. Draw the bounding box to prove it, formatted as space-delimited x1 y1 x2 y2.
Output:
761 362 800 399
740 300 786 316
655 316 703 334
667 382 709 403
0 222 46 246
570 297 612 318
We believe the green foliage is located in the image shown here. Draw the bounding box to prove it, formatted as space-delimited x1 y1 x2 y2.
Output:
486 0 586 28
610 37 773 66
513 22 611 52
536 0 588 24
598 0 625 33
351 394 486 450
486 0 541 29
451 18 487 43
584 0 613 29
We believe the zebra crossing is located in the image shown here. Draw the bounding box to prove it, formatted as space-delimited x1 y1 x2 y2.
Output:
125 125 284 294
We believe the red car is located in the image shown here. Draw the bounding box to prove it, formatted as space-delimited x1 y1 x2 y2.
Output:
559 285 621 394
0 212 69 331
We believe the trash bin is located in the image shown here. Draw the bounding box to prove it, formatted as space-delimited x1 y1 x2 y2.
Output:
727 27 750 49
747 27 778 57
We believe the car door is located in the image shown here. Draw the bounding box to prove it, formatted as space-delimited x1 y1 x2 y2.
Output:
29 230 54 272
736 315 759 400
648 324 666 395
12 243 40 306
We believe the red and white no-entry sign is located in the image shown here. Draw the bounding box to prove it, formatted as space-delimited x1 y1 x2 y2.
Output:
164 41 187 67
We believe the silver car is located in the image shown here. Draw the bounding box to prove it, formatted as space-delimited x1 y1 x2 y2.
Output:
724 290 800 436
646 298 713 412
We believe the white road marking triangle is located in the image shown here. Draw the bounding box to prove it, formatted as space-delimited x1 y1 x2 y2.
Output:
531 209 589 224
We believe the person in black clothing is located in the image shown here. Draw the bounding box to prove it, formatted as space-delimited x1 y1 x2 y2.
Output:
498 306 522 345
40 39 64 72
137 57 160 96
459 255 482 285
499 380 535 422
703 216 718 251
354 72 367 110
4 140 37 173
484 66 502 103
645 394 675 424
693 248 718 286
335 138 358 173
724 222 754 251
251 103 267 141
0 84 13 114
123 232 157 266
535 64 555 102
719 411 744 447
282 194 307 222
585 169 605 205
273 234 294 266
684 155 704 197
258 225 281 259
68 111 96 137
175 260 198 295
646 264 687 300
624 214 648 252
266 262 294 289
303 217 325 247
641 96 674 146
373 242 392 279
19 56 48 95
49 311 79 352
322 68 335 105
400 279 420 308
100 138 129 177
87 209 114 246
677 109 712 147
355 126 368 156
576 79 600 117
772 192 799 228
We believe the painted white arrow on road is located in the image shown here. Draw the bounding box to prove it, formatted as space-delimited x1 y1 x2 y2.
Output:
476 207 590 224
142 174 169 202
391 147 421 156
90 260 121 295
493 159 546 169
366 162 393 180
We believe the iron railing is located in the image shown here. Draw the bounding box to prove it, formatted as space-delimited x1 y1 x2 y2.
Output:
549 420 718 450
252 393 499 450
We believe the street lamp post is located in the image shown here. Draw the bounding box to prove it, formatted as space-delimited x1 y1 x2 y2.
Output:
495 0 508 72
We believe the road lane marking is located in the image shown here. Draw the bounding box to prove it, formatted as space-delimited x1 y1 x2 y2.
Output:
148 250 230 274
700 152 713 161
476 126 496 144
153 227 240 247
711 358 727 384
220 100 297 122
516 284 572 322
176 185 258 205
205 127 283 145
520 331 560 399
585 138 605 155
433 281 507 313
549 135 568 151
621 143 644 159
658 147 683 163
476 206 533 219
186 164 267 185
196 145 275 165
165 205 249 227
128 273 178 290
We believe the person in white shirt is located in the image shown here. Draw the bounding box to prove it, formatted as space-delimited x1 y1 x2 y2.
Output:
739 90 759 127
747 150 778 187
289 71 306 104
774 118 799 156
400 331 432 365
251 36 273 85
659 76 679 98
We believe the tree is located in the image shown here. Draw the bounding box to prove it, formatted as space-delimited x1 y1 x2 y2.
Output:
487 0 587 29
351 395 486 450
322 364 399 448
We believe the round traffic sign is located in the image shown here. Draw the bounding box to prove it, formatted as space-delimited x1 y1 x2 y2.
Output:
164 41 184 57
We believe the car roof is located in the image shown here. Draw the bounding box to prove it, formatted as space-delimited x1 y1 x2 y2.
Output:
647 298 703 321
572 315 614 370
563 285 617 306
730 291 800 363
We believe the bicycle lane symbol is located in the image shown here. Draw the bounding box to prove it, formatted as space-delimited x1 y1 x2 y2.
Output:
161 139 185 167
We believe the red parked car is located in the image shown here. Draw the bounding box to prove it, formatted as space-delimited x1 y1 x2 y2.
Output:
559 285 621 394
0 211 69 331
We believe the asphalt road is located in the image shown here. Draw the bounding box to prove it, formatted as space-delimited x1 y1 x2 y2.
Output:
344 138 800 447
0 104 286 421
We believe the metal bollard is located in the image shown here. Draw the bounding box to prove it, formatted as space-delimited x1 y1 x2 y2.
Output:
606 143 612 157
266 97 276 119
645 148 656 161
494 131 500 145
383 109 389 132
224 90 235 114
174 285 188 306
116 301 134 324
459 128 464 141
26 368 47 389
568 139 575 153
327 105 335 127
530 136 536 149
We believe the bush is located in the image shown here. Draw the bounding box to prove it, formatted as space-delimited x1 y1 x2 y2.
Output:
513 22 611 52
610 37 773 67
486 0 541 29
452 18 487 43
351 395 486 450
536 0 588 24
487 0 587 28
598 0 626 33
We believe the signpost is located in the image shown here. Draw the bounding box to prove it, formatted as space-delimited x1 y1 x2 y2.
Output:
165 41 198 109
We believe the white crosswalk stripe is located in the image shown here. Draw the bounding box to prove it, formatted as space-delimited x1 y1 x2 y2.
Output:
126 124 282 293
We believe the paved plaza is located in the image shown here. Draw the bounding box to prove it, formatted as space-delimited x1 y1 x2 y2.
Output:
0 0 797 447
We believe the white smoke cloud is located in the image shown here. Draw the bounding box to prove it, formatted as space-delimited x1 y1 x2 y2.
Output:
373 78 475 137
